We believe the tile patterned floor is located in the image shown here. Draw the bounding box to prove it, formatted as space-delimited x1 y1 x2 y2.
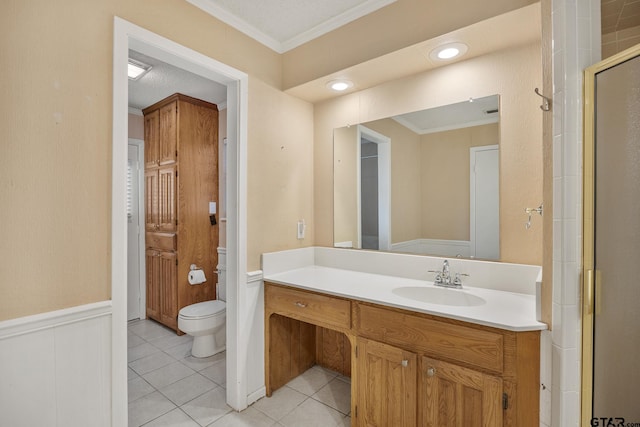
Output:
128 318 352 426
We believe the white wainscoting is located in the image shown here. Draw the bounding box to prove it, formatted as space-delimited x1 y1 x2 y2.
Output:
390 238 471 258
246 270 265 405
0 301 112 427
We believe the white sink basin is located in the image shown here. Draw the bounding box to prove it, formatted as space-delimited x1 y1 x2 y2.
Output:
392 286 486 307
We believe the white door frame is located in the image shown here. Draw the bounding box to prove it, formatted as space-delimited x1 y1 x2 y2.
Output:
356 125 391 250
128 138 146 321
113 17 249 425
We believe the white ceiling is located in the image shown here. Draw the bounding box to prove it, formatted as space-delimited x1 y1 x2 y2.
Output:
128 50 227 111
186 0 396 53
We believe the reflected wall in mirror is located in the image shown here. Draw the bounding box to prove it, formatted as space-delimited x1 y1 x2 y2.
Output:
334 95 501 260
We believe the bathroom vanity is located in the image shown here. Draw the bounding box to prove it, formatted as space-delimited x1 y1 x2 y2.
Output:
263 247 546 427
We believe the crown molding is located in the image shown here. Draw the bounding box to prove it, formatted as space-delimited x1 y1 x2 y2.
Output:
187 0 396 54
187 0 283 52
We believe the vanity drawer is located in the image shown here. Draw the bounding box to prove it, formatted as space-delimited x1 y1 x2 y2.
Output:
146 232 176 251
265 283 351 330
354 303 504 373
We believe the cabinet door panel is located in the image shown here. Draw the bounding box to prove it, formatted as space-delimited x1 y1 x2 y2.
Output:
159 251 177 329
145 169 158 231
144 110 159 168
145 250 160 320
158 166 176 232
421 356 502 427
159 102 177 165
358 337 417 427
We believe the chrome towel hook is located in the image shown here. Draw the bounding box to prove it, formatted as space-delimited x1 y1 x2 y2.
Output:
534 88 551 111
525 204 544 230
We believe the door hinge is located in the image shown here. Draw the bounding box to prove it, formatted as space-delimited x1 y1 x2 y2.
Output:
355 346 358 358
502 393 508 410
354 405 358 418
175 259 178 266
175 170 178 177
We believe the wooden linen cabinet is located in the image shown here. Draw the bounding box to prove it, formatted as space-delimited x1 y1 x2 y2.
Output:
143 93 219 332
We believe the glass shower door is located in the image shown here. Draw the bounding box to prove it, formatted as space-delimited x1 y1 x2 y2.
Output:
590 52 640 423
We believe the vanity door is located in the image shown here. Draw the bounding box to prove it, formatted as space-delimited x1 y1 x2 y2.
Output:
356 337 417 427
420 356 502 427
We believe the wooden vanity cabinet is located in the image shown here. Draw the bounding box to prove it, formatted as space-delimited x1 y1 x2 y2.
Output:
264 282 540 427
143 93 218 333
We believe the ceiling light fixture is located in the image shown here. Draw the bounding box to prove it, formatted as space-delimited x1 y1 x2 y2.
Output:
429 42 468 61
128 59 152 80
327 79 354 92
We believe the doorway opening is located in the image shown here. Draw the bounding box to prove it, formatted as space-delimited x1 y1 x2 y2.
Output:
469 145 499 259
127 139 145 321
356 125 391 251
113 17 249 424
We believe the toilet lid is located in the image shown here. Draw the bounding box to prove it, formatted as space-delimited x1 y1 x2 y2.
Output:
179 300 225 319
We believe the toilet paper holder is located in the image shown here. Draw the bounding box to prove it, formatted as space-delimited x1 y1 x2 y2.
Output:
190 264 203 271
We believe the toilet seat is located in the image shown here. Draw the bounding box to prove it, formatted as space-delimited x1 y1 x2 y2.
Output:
179 300 225 319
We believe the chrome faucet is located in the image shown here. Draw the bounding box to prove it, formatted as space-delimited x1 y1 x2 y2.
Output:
428 260 467 289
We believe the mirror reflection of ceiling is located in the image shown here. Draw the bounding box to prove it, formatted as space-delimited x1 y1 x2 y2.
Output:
393 96 499 135
601 0 640 34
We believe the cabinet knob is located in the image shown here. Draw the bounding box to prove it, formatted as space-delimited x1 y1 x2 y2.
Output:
294 301 307 308
401 360 409 368
427 367 436 377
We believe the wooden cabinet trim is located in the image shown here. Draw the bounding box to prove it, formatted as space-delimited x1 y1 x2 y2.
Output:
354 302 504 374
142 93 219 114
265 283 351 331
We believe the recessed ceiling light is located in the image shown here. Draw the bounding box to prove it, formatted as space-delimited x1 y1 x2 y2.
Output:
429 43 468 61
128 59 152 80
327 79 354 92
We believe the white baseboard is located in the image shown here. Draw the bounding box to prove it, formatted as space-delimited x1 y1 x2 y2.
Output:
0 301 112 427
334 241 353 248
247 386 266 406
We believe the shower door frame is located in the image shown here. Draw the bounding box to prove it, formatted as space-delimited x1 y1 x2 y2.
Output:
581 43 640 426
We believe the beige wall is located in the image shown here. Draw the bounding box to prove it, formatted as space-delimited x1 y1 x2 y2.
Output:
421 124 499 241
128 113 144 140
0 0 310 320
282 0 538 89
315 42 543 265
363 119 422 244
333 126 359 245
246 78 314 270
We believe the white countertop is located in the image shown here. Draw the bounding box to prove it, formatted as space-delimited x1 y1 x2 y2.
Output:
264 265 547 332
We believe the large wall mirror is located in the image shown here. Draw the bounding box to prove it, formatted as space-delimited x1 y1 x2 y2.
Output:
334 95 501 260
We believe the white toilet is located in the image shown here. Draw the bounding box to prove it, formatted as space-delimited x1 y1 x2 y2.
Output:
178 283 226 358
